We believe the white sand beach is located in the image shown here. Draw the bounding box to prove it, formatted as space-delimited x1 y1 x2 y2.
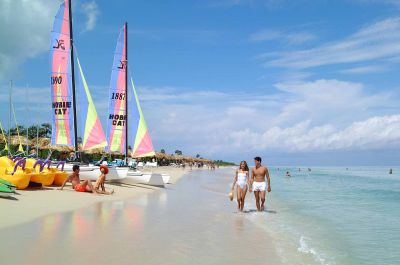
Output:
0 167 283 265
0 166 190 229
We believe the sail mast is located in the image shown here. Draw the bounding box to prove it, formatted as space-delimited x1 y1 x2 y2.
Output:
124 22 128 164
68 0 79 156
8 80 12 151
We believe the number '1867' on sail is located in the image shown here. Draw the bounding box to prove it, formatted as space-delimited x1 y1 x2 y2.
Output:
107 25 127 154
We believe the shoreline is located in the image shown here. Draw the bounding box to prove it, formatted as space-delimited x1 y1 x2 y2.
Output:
0 166 191 229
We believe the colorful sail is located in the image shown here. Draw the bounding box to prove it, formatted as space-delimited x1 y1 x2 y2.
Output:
130 78 155 158
76 58 107 150
50 0 74 146
106 25 127 153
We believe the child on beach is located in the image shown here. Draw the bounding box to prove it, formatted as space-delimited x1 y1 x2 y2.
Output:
93 165 114 195
231 161 250 211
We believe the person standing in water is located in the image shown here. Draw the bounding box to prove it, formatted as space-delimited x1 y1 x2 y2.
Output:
250 157 271 211
231 161 250 211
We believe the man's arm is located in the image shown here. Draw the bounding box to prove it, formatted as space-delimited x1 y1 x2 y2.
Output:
249 168 255 191
59 174 72 190
266 168 271 192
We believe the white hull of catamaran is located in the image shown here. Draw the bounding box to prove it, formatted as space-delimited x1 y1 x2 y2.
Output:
63 164 128 180
161 174 171 184
128 170 171 184
111 172 164 187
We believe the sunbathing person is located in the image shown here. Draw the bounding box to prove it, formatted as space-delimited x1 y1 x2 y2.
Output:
93 165 114 195
59 165 96 193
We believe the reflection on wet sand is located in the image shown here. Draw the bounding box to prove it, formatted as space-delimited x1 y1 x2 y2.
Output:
0 169 281 265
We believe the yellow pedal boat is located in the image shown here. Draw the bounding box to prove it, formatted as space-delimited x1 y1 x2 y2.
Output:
0 157 32 189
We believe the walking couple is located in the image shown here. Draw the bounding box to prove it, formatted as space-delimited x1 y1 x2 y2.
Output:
231 157 271 212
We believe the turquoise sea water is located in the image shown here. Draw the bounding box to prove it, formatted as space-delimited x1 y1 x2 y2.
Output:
255 166 400 265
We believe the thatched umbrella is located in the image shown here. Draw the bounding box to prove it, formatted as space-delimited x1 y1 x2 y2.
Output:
84 147 105 155
155 152 167 159
9 135 29 146
49 145 74 152
31 137 51 149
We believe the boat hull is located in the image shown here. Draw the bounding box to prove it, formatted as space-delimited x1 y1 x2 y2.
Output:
161 174 171 184
30 172 55 186
111 172 164 187
0 171 31 190
63 164 128 180
53 172 69 186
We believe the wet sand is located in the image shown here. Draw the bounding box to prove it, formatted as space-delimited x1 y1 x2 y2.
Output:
0 168 281 265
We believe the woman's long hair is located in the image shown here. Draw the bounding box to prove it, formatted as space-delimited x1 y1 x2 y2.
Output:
239 161 249 172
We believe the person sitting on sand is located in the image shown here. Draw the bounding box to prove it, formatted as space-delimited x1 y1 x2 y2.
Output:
59 165 96 193
93 165 114 195
251 157 271 211
231 161 250 212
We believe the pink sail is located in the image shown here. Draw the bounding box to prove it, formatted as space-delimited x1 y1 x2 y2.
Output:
130 78 155 158
106 25 127 153
50 0 74 146
76 58 107 150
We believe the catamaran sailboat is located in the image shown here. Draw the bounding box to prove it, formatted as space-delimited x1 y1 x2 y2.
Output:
105 24 168 187
49 0 127 180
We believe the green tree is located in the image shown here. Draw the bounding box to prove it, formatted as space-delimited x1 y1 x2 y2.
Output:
27 125 39 139
160 149 166 154
174 150 182 156
8 125 25 136
38 123 52 138
196 154 200 158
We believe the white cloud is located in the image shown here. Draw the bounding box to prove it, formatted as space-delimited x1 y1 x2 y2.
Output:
132 79 400 157
229 115 400 152
250 30 317 45
0 1 101 80
264 17 400 69
80 1 99 32
2 79 399 159
339 65 388 74
0 85 51 126
272 79 394 126
0 0 59 80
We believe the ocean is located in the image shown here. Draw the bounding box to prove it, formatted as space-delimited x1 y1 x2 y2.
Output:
243 166 400 265
0 167 399 265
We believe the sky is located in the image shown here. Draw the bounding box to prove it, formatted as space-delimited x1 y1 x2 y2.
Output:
1 0 400 165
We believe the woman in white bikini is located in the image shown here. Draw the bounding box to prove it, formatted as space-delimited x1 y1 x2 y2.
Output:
231 161 250 211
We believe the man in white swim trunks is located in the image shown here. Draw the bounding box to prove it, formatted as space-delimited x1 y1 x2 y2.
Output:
250 157 271 211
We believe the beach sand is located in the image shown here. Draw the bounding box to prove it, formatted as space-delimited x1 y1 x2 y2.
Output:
0 167 282 265
0 166 190 229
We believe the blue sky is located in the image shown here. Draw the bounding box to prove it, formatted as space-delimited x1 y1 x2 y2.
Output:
1 0 400 165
